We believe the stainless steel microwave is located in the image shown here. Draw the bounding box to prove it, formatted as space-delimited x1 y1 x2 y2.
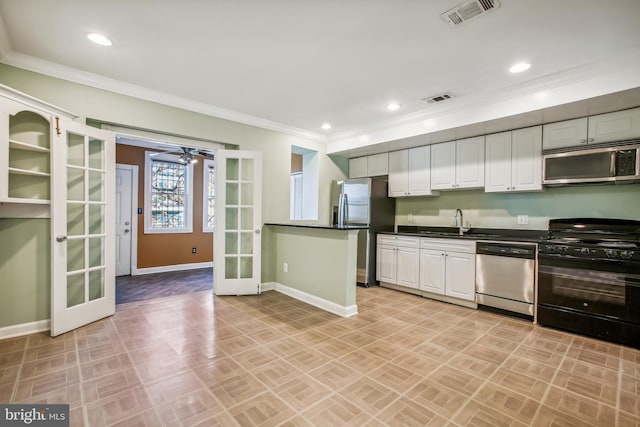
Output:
543 142 640 185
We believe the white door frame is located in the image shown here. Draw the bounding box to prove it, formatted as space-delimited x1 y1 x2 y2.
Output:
115 164 138 276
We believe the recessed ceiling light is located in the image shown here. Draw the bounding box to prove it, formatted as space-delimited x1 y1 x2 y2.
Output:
509 62 531 73
385 103 402 111
321 123 332 130
87 33 113 46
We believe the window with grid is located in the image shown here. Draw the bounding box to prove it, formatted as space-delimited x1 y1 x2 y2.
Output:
203 159 215 232
144 152 193 234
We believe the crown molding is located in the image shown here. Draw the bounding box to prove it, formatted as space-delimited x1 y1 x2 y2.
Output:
0 50 328 144
327 49 640 155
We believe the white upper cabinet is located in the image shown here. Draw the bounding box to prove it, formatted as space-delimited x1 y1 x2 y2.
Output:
348 153 388 178
431 141 456 189
348 156 368 178
367 152 388 176
543 107 640 150
456 136 485 188
542 118 588 150
485 126 542 193
588 107 640 144
431 136 484 190
388 146 436 197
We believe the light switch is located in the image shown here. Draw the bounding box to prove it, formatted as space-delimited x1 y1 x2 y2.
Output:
517 215 529 225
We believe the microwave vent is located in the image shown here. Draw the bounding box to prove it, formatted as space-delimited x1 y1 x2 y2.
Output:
441 0 500 27
423 92 454 104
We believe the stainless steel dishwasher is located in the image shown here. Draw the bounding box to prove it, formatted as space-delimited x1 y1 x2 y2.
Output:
475 241 536 318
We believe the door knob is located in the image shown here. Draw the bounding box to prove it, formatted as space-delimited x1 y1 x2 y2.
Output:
255 229 261 235
56 235 67 242
124 229 130 233
124 221 130 226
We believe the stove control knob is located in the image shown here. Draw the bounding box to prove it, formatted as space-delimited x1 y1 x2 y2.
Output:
604 249 617 258
620 250 634 260
580 248 590 255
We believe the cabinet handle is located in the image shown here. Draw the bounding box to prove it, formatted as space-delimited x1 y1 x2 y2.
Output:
588 138 594 143
579 139 586 143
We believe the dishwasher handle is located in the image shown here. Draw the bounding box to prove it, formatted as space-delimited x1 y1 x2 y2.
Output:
476 242 536 259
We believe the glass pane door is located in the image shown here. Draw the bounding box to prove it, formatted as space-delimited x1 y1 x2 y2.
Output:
51 120 115 336
215 150 262 295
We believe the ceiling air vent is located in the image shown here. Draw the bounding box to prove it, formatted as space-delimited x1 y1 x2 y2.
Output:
423 92 454 104
441 0 500 27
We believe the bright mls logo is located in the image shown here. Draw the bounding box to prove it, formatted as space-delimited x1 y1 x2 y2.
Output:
0 405 69 426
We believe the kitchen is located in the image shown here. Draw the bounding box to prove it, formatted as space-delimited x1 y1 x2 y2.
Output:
1 1 640 425
327 105 640 350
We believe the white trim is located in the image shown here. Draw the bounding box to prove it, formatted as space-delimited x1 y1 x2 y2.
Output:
108 126 224 152
132 261 213 276
261 282 276 292
144 151 194 234
268 282 358 318
0 319 50 340
1 51 327 143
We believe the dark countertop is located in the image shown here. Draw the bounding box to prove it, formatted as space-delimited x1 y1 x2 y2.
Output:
381 225 548 243
265 223 369 230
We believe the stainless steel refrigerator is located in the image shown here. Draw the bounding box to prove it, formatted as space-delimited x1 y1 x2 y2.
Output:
331 177 395 287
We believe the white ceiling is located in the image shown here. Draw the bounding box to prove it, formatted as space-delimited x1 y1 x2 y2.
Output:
1 0 640 155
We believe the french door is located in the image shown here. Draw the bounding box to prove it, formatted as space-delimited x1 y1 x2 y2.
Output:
51 120 115 336
214 150 262 295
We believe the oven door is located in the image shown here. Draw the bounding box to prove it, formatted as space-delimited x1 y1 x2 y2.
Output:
538 254 640 323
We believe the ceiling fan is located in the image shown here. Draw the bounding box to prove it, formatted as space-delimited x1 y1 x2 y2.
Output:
150 146 214 164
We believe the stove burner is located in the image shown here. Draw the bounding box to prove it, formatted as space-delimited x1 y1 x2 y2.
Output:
597 241 638 249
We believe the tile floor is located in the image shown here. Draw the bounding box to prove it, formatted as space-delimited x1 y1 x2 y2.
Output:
1 286 639 426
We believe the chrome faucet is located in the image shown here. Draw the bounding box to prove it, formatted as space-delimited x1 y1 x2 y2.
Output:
454 208 470 236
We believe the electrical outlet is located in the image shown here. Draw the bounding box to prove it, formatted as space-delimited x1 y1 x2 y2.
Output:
192 247 197 254
283 262 288 273
408 213 413 221
517 215 529 225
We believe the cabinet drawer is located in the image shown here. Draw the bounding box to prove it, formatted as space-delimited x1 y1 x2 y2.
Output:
420 238 476 253
377 234 397 246
395 236 419 248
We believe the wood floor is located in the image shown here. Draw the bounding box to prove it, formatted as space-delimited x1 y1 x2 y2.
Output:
1 286 638 426
116 268 212 304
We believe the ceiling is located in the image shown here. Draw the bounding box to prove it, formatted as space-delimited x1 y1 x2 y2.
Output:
1 0 640 154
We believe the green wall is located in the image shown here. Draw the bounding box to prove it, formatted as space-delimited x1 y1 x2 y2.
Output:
396 184 640 230
264 225 357 308
0 219 50 327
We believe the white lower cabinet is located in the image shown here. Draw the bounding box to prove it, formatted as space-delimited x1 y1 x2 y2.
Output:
376 235 419 289
420 238 476 302
378 235 476 305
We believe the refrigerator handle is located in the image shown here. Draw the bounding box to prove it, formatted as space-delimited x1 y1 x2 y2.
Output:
338 193 347 227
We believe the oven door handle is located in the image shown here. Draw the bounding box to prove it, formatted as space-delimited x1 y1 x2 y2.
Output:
538 253 619 264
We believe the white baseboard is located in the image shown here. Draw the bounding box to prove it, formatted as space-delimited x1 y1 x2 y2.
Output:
261 282 276 292
269 282 358 318
132 261 213 276
0 319 50 340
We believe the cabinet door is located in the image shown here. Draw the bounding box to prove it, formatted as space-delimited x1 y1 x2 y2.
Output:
367 153 389 176
376 244 397 283
444 251 475 301
484 131 512 193
542 118 588 150
396 246 419 289
431 142 456 189
588 107 640 144
387 150 408 197
408 146 434 196
419 249 445 294
456 136 485 188
511 126 542 191
349 157 367 178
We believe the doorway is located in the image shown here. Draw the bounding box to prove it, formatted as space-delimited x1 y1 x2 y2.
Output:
115 164 138 276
